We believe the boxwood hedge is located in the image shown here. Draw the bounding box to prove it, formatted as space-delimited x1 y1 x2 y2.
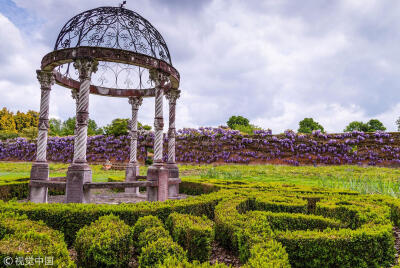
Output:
0 178 398 267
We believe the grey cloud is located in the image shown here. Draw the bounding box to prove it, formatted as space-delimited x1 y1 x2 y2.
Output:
1 0 400 131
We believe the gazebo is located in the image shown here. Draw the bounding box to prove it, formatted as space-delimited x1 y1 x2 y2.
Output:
29 5 181 203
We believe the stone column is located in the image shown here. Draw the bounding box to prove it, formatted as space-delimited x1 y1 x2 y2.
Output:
29 70 55 203
125 96 143 195
147 69 169 201
165 89 181 198
66 58 98 203
71 89 79 134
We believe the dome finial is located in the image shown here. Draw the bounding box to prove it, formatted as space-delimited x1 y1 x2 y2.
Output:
120 1 127 8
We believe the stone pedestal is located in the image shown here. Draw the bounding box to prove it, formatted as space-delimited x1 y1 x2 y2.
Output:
66 163 92 203
146 163 168 202
125 162 140 195
165 163 180 198
29 162 49 203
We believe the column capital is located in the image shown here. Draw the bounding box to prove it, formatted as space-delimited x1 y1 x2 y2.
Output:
128 96 143 109
149 69 169 87
73 57 98 80
165 89 181 104
36 70 55 90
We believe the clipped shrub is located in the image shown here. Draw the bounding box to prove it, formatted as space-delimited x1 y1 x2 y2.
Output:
157 255 229 267
0 212 74 267
139 237 187 267
136 226 170 251
166 212 214 262
236 212 274 262
275 223 395 268
243 240 290 268
132 215 164 241
74 214 132 268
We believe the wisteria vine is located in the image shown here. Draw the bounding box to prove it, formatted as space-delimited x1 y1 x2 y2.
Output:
0 128 399 166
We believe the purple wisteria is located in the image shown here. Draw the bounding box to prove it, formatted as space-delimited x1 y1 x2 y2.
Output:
0 128 399 166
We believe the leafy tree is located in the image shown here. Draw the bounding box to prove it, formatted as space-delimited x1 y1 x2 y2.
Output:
138 122 152 131
367 119 386 131
104 118 130 136
298 118 324 134
227 116 250 129
396 118 400 132
87 119 103 135
60 117 103 136
49 118 62 136
20 126 38 140
0 107 16 132
344 119 386 132
61 117 76 136
343 121 368 132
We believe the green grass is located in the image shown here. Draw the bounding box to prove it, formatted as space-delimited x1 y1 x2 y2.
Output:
1 162 400 197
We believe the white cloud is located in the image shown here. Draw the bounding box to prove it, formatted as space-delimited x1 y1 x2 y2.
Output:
1 0 400 133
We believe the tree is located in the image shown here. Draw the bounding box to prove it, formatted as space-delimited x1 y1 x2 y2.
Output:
344 121 369 132
227 116 250 129
396 118 400 132
60 117 103 136
20 126 38 140
344 119 386 132
298 118 324 134
0 107 16 132
138 122 152 131
61 117 76 136
367 119 386 131
87 119 104 135
49 118 62 136
104 118 130 136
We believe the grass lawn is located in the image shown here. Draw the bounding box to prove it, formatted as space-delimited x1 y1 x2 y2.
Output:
1 161 400 196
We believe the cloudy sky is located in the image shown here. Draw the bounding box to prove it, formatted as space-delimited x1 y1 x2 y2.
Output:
1 0 400 133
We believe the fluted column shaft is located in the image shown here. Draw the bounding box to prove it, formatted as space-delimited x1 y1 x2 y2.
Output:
128 97 143 163
35 70 55 162
72 58 98 163
166 90 180 164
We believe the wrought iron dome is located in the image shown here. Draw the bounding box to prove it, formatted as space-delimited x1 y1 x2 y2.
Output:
54 6 171 64
41 5 180 96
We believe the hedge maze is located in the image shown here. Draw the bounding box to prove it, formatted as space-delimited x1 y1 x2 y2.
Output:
0 179 399 267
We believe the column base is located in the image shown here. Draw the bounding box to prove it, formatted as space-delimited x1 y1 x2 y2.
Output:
165 163 180 198
146 163 168 202
66 163 92 203
125 162 140 195
29 162 49 203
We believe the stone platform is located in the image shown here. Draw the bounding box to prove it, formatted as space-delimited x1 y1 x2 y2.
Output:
21 189 188 205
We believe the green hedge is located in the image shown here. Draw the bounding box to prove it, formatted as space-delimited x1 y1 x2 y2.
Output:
0 189 226 245
157 255 229 267
246 210 343 231
166 212 214 262
74 214 132 268
137 226 170 252
242 240 290 268
132 215 164 242
275 223 395 267
0 212 75 267
139 237 187 267
0 179 399 266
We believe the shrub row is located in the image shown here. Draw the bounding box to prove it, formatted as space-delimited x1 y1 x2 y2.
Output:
1 179 400 266
166 212 214 262
0 212 75 267
74 214 132 268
